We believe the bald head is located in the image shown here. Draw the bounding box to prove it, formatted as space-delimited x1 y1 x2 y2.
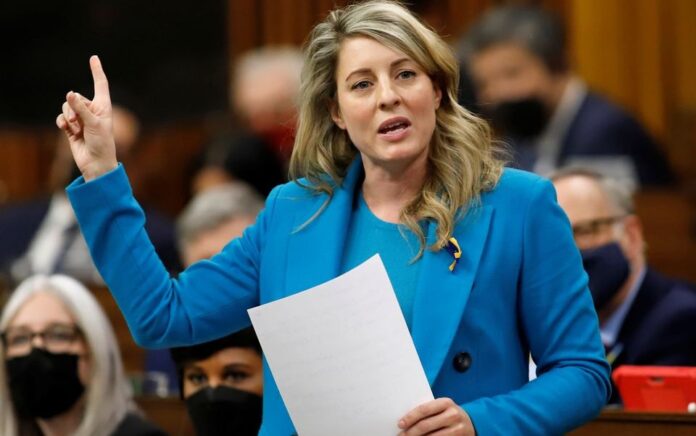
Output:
553 175 619 228
552 169 644 266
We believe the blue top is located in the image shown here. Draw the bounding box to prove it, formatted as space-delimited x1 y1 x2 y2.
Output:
341 192 421 328
66 156 610 435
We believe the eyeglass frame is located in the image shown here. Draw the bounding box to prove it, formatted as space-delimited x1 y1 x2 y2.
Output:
1 323 83 355
570 215 628 240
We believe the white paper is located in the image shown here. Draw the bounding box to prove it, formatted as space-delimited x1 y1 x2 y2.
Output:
248 255 433 436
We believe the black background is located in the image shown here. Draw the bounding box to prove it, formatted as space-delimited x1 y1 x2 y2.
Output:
0 0 228 125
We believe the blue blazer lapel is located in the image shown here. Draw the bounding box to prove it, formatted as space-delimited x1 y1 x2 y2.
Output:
285 158 363 294
411 205 494 384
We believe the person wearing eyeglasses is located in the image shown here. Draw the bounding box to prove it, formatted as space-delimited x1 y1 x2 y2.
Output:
551 167 696 403
0 274 166 436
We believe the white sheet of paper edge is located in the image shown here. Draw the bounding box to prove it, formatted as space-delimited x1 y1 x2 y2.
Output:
248 254 433 436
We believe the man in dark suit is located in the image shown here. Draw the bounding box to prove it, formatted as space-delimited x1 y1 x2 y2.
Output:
462 6 674 187
0 105 179 287
551 167 696 403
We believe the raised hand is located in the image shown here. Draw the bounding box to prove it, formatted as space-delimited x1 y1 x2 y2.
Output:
56 56 118 181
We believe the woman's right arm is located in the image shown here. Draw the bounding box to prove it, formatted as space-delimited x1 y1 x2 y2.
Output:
58 57 269 347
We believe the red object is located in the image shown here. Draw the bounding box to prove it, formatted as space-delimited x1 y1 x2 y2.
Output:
613 365 696 412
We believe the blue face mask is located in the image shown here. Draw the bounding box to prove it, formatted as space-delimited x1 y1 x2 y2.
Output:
580 242 630 311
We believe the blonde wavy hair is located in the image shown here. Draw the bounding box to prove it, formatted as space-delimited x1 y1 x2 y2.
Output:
289 0 504 256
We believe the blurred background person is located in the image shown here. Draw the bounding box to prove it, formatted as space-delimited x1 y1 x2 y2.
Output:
551 167 696 403
461 6 675 187
169 328 263 436
188 132 286 197
0 274 165 435
230 46 304 165
176 181 264 266
144 182 264 392
0 104 179 287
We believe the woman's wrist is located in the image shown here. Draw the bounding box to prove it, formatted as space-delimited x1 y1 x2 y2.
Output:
82 160 118 182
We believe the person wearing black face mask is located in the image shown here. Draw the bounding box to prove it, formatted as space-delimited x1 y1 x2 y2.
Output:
170 329 263 436
460 6 674 186
0 274 166 435
551 168 696 404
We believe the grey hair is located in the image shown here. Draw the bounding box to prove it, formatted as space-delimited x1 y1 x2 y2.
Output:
176 182 264 250
231 46 304 106
549 166 636 215
0 275 134 436
461 6 567 73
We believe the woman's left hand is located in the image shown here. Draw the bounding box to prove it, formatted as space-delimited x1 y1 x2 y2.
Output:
398 398 475 435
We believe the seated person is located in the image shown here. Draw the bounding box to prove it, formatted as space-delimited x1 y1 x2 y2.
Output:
231 46 304 164
170 329 263 436
189 132 286 198
551 167 696 403
176 181 264 267
0 274 165 435
462 6 674 186
144 182 264 391
0 105 179 287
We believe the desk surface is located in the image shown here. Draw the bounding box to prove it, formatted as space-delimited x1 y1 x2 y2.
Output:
569 408 696 436
135 397 696 436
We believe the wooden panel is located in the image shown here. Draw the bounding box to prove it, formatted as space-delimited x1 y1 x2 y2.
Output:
634 189 696 283
663 0 696 182
633 0 667 139
89 286 145 374
567 0 696 178
122 121 207 217
228 0 259 58
137 397 195 436
570 0 634 110
669 0 696 109
0 129 54 204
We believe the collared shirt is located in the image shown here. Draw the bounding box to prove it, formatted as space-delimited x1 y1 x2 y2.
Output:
532 78 588 176
13 193 102 283
24 193 76 274
600 266 647 348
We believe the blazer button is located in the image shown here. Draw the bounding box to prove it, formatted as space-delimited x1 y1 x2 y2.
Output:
453 352 472 373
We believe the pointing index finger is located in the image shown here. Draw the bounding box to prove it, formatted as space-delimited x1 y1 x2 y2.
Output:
90 55 111 102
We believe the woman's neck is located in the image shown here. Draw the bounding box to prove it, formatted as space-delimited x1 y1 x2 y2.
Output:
361 156 427 223
36 400 84 436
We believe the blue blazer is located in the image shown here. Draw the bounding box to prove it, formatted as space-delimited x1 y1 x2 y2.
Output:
67 158 610 435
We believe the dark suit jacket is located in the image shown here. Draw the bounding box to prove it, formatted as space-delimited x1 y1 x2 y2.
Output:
0 196 180 285
0 197 50 275
609 268 696 403
509 91 675 186
558 92 674 186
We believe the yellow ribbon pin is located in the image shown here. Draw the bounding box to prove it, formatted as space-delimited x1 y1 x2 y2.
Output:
446 237 462 272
